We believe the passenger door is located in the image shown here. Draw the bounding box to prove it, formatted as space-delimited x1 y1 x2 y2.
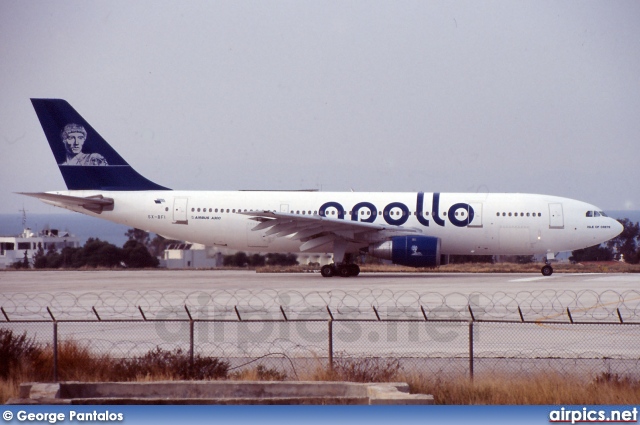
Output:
548 203 564 229
173 197 188 225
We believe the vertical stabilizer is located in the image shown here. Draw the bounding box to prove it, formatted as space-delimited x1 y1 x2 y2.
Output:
31 99 170 191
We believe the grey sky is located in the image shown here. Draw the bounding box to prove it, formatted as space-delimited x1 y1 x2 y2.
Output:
1 0 638 215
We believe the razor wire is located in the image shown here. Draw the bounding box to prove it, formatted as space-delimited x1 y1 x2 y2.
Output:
2 288 640 323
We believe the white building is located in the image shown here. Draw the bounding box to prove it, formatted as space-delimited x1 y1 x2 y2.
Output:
0 228 81 269
160 243 224 269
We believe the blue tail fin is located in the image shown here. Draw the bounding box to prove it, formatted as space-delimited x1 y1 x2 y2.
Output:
31 99 170 191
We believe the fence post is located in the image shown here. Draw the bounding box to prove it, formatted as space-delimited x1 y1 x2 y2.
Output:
468 320 474 382
326 306 334 371
47 307 58 383
328 319 333 371
185 306 194 368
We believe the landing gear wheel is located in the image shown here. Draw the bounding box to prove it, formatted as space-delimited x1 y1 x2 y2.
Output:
348 264 360 277
541 264 553 276
339 265 351 277
321 265 334 278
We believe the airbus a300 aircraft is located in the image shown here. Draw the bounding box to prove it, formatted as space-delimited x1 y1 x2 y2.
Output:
22 99 623 277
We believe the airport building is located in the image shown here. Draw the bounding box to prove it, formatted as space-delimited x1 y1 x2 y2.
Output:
160 243 224 269
0 227 81 269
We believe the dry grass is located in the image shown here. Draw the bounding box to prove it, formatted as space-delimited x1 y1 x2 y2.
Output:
230 365 288 381
296 359 640 404
403 372 640 404
257 262 640 274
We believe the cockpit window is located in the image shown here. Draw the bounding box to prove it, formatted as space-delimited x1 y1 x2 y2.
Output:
600 211 608 217
586 211 593 217
594 211 601 217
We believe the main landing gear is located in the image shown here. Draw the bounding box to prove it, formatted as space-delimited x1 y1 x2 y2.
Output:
541 263 553 276
320 263 360 278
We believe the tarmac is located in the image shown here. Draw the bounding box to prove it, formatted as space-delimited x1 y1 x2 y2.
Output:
1 269 638 295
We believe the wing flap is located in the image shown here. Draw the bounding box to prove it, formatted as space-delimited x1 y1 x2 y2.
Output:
237 210 422 247
300 234 337 251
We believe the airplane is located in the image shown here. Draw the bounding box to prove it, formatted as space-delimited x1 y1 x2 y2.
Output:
21 99 624 277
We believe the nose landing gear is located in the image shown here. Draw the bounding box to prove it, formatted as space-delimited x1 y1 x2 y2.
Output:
541 253 555 276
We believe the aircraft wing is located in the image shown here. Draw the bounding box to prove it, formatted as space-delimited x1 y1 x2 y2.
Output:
237 210 422 251
18 192 114 214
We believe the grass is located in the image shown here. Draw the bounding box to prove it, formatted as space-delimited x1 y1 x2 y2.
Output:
257 262 640 274
403 372 640 404
2 328 640 404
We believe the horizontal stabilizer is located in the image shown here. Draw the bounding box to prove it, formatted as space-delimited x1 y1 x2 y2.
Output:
18 192 114 214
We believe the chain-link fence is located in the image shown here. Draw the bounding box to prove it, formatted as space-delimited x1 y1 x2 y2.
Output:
2 289 639 381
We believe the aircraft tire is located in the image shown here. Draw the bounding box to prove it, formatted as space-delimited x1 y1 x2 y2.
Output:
321 265 334 278
348 264 360 277
541 265 553 276
339 265 352 278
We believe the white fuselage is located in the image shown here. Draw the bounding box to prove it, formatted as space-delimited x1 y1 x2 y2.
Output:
41 190 622 257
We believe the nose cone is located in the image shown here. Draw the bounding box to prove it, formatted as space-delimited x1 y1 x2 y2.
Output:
611 218 624 239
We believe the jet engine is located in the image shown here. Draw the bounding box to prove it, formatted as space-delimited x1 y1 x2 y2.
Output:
368 236 441 268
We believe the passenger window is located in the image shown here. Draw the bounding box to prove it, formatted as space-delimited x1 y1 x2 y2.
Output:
526 213 530 217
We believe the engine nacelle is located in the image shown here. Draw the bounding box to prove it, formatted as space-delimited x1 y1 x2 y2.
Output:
369 236 441 268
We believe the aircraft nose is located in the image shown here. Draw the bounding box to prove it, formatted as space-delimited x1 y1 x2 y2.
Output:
611 218 624 238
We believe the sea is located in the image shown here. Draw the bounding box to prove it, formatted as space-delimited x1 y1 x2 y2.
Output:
1 210 638 248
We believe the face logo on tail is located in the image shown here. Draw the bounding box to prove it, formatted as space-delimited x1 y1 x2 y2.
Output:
60 123 108 166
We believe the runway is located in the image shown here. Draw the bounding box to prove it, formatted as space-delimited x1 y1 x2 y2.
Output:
1 269 639 324
1 269 639 295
